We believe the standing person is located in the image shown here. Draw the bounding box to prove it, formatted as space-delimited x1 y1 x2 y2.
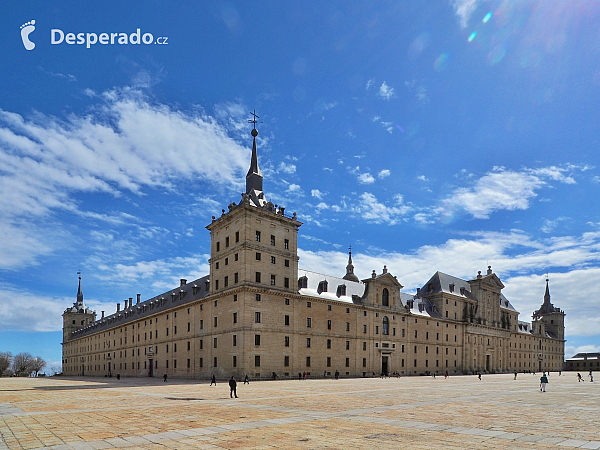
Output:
229 376 238 398
335 370 339 380
590 370 594 382
514 371 518 380
540 372 548 392
478 372 481 380
298 372 302 381
444 371 448 379
244 374 249 384
210 374 216 386
163 373 167 382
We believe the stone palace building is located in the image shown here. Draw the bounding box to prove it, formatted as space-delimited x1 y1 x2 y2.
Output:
62 125 565 378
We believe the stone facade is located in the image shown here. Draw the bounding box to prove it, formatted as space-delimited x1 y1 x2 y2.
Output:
62 128 565 378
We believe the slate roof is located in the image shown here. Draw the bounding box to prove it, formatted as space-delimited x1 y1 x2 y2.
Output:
298 269 365 304
70 275 210 340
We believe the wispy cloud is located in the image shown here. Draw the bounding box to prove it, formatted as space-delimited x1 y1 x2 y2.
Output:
278 161 297 174
357 173 375 184
311 189 325 200
378 169 391 179
451 0 482 29
378 81 396 100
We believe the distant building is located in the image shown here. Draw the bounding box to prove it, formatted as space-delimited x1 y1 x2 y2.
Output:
565 353 600 372
62 125 565 378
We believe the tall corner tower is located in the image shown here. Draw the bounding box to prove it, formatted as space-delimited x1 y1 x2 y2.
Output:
206 113 302 295
62 276 96 344
533 278 565 341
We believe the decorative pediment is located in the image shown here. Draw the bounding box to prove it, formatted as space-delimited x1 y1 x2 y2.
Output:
362 272 404 289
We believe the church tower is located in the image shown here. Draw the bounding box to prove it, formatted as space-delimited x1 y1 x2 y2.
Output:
62 275 96 344
533 278 565 340
206 113 302 296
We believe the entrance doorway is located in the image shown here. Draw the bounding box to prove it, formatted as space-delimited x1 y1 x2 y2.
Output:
382 356 389 375
148 359 154 377
539 360 542 372
486 355 491 372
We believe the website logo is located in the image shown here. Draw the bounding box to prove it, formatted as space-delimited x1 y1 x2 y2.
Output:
20 20 36 50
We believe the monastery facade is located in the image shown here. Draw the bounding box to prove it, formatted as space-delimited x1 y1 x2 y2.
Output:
62 126 565 378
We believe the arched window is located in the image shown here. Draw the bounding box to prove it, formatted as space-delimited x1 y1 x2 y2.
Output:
382 288 389 306
382 316 389 335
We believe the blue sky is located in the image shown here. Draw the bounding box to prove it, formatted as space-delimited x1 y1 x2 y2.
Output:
1 1 599 372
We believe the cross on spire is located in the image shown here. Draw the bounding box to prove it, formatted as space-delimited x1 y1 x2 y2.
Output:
248 109 262 130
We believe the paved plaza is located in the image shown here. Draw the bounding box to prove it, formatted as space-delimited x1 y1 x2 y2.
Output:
0 373 598 449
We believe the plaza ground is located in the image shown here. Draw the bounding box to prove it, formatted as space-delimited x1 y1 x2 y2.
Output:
0 373 598 449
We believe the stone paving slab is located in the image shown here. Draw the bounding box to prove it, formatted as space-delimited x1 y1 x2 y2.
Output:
1 374 599 449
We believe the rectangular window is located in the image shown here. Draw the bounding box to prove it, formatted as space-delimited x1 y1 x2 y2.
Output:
306 338 311 348
346 358 350 367
363 324 367 333
214 317 218 327
187 322 191 332
233 335 237 346
199 339 203 350
174 326 177 334
285 298 290 305
214 357 217 367
402 329 405 337
256 252 261 261
307 317 312 328
307 301 311 308
187 341 190 351
187 358 190 368
224 276 228 287
363 358 367 367
284 355 289 366
285 336 290 347
235 231 239 243
271 235 276 246
345 341 350 350
255 335 261 346
256 294 261 301
284 239 289 249
216 242 220 252
327 339 331 349
216 262 219 270
213 338 217 348
284 277 290 288
200 320 203 330
285 315 290 326
255 312 261 323
375 326 379 334
233 312 237 324
255 355 260 367
271 256 276 264
346 322 350 332
271 274 276 285
166 360 169 368
327 320 332 330
234 253 238 261
233 355 237 367
256 231 261 242
285 259 290 267
255 272 261 283
215 280 219 290
306 356 311 367
327 357 331 367
363 342 367 351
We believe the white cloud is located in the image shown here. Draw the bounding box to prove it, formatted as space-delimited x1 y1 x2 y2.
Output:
278 161 296 174
365 79 375 90
358 173 375 184
316 202 329 210
311 189 325 199
378 81 396 100
287 183 302 194
352 192 411 225
378 169 391 179
0 88 250 269
451 0 482 29
417 175 429 181
443 165 585 219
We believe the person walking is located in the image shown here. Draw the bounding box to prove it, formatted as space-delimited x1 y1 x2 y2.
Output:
514 371 518 380
540 372 548 392
577 372 584 382
590 370 594 382
163 373 167 382
244 374 249 384
478 372 482 380
229 376 238 398
210 374 216 386
444 371 448 379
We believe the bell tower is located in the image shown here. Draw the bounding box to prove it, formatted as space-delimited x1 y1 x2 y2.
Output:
62 274 96 344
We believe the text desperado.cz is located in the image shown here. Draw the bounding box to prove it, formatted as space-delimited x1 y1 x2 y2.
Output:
51 29 168 48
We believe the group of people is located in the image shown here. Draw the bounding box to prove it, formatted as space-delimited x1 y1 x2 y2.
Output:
577 371 594 382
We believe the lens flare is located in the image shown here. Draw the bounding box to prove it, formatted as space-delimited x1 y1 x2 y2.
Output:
483 12 492 23
434 53 449 71
396 124 405 133
468 32 477 42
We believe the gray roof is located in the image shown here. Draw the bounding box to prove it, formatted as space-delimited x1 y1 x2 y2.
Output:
70 275 210 340
298 269 365 304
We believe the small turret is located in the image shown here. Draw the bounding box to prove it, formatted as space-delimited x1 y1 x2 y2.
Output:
342 249 359 282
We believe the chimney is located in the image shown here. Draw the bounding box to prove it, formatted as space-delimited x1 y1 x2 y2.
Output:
101 311 105 319
125 299 129 309
137 294 141 304
116 303 120 312
416 288 421 298
180 279 187 286
129 298 133 308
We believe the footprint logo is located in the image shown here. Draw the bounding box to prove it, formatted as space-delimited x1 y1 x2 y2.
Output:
20 20 36 50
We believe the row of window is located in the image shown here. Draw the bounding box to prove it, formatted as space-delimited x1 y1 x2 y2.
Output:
215 231 290 251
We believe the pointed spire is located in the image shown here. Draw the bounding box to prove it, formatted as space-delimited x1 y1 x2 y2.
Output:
343 247 359 282
76 275 83 305
543 278 551 305
246 111 263 194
